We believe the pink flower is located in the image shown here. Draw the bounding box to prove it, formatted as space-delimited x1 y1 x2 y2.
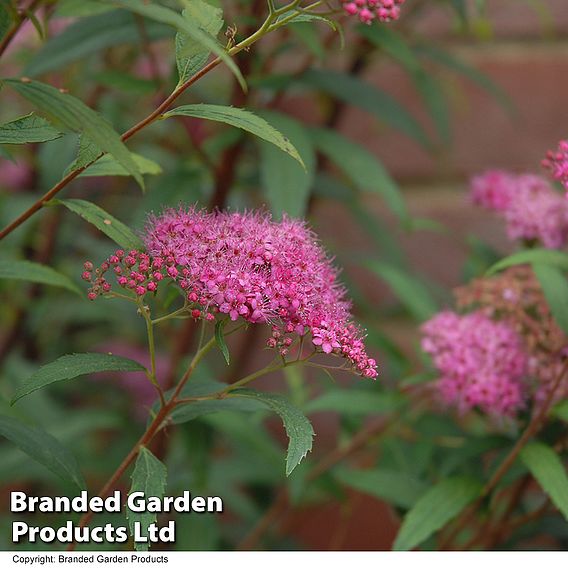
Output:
542 139 568 192
86 207 377 379
469 170 516 212
504 175 568 249
422 311 528 417
341 0 405 24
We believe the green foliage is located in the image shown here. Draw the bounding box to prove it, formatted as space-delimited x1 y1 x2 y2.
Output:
520 442 568 522
0 1 13 42
11 353 146 404
0 113 63 145
175 0 224 85
77 153 162 179
231 389 314 476
214 320 230 365
533 263 568 335
393 477 481 550
0 414 85 490
487 249 568 275
0 259 79 294
52 199 144 250
2 79 143 186
163 104 304 167
258 111 315 218
127 447 167 551
304 389 403 416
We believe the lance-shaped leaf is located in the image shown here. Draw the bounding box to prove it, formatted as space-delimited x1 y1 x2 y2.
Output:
2 78 143 187
258 111 314 218
176 0 224 85
520 442 568 522
0 113 63 144
11 353 146 404
231 389 314 476
107 0 245 90
533 263 568 335
127 447 167 551
393 477 481 550
51 198 143 250
214 320 230 365
0 415 85 490
487 248 568 275
0 259 79 294
304 389 404 416
163 104 304 167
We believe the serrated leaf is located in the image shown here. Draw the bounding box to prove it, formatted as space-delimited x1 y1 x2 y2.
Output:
311 128 407 220
175 0 223 85
0 259 79 294
0 414 85 490
258 111 314 218
520 442 568 522
232 389 314 476
25 11 172 76
304 389 403 415
163 104 304 167
127 447 167 552
107 0 245 91
487 248 568 275
302 69 430 149
365 260 438 321
533 263 568 335
52 198 143 250
0 113 63 144
335 467 428 509
11 353 146 404
3 78 143 187
393 477 481 550
78 153 161 178
215 320 230 365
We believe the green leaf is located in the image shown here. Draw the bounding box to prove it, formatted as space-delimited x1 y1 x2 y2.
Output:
302 69 430 148
258 111 314 218
365 260 438 321
107 0 245 91
3 78 143 187
0 259 79 294
163 104 304 167
358 25 419 72
0 113 63 144
520 442 568 522
215 320 230 365
231 389 314 476
170 397 266 425
77 152 162 178
304 389 403 416
175 0 223 85
11 353 146 404
311 128 407 220
552 399 568 423
533 263 568 335
487 249 568 275
0 414 85 490
393 477 481 550
25 11 172 76
335 467 428 509
0 1 12 42
55 0 115 17
52 198 143 250
127 447 167 552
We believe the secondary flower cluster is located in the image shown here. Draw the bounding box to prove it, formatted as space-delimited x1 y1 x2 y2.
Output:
422 311 528 417
423 266 568 419
543 140 568 192
470 171 568 249
85 208 377 378
341 0 405 24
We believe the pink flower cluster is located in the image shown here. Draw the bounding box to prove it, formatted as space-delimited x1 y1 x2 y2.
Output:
86 207 377 378
543 140 568 192
470 171 568 249
421 311 528 417
341 0 405 24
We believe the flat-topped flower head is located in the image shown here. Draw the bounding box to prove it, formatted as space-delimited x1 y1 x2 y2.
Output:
542 140 568 192
470 170 516 212
341 0 405 24
422 311 528 417
503 175 568 249
85 207 377 379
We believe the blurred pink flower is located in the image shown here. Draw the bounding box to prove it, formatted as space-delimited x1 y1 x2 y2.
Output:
0 160 32 192
542 139 568 192
470 170 516 212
